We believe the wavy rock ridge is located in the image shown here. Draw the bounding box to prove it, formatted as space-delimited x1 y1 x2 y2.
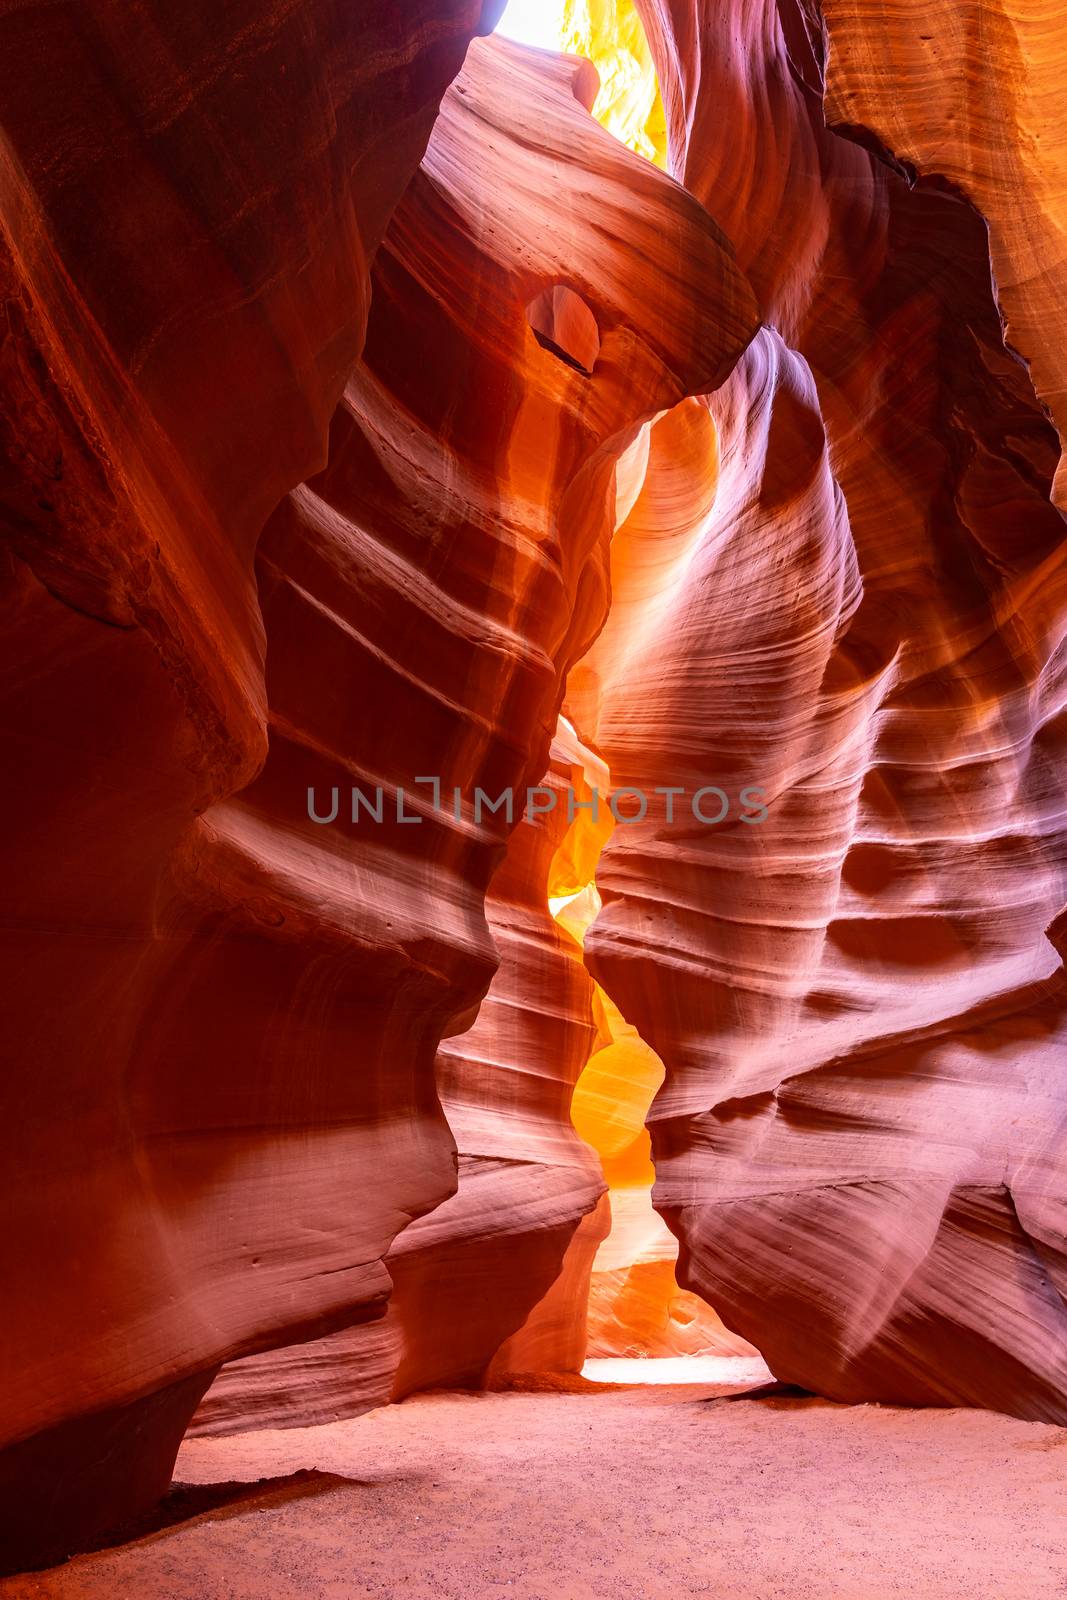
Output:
0 11 758 1560
191 30 756 1431
0 1 511 1565
2 0 1067 1569
582 0 1067 1419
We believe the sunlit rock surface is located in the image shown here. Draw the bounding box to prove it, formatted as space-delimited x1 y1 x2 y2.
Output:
583 0 1067 1420
188 35 756 1435
555 397 751 1360
565 887 739 1358
586 1189 759 1358
3 0 1067 1572
563 0 667 167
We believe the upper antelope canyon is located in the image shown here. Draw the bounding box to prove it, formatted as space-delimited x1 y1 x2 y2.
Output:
1 0 1065 1594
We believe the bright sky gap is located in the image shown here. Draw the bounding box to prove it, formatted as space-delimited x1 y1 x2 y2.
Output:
494 0 566 50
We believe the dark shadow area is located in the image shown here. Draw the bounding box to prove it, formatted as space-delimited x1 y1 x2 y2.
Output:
526 284 600 375
15 1470 357 1574
492 1371 642 1394
711 1381 815 1405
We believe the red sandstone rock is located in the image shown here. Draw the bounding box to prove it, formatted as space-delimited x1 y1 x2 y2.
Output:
6 0 1065 1573
580 0 1067 1420
387 735 604 1400
586 1188 758 1359
193 733 606 1427
189 36 756 1433
489 1195 615 1381
1 3 516 1566
818 0 1067 508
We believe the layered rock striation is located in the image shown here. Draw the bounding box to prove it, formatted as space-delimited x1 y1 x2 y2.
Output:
819 0 1067 508
0 13 756 1506
4 0 1066 1570
581 0 1067 1418
195 727 606 1428
1 1 517 1564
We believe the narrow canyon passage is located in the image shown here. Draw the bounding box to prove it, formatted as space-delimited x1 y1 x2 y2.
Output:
549 385 753 1366
3 0 1067 1586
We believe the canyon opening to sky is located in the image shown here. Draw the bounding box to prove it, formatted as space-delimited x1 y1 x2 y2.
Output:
2 0 1067 1595
495 0 743 1380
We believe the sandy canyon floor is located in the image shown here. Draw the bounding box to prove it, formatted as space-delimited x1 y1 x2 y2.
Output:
5 1362 1066 1600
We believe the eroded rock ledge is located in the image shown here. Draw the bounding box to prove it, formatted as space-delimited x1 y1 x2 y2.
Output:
584 0 1067 1420
2 0 1067 1570
0 12 757 1563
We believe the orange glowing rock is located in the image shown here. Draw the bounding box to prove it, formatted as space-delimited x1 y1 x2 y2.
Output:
819 0 1067 507
586 1190 759 1358
0 12 758 1562
7 0 1067 1573
549 697 698 1350
570 1038 662 1183
187 36 757 1436
584 0 1067 1422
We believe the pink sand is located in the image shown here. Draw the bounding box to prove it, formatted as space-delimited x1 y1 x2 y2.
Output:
5 1368 1066 1599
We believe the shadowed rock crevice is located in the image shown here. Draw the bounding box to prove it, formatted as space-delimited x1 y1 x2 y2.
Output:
527 285 602 376
3 0 1067 1572
578 0 1067 1418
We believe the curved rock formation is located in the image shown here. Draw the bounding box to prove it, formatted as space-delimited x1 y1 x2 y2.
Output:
586 1189 758 1358
581 0 1067 1419
489 1195 614 1380
389 726 603 1399
181 33 755 1436
5 0 1066 1569
1 1 512 1565
194 729 606 1429
1 3 756 1549
819 0 1067 507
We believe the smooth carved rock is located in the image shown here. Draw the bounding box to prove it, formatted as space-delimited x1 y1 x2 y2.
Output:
387 730 604 1400
1 3 511 1567
188 35 757 1434
586 1189 760 1359
818 0 1067 507
193 732 606 1427
580 0 1067 1419
7 0 1062 1570
489 1195 615 1381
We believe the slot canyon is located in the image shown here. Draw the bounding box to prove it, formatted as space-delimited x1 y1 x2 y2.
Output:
1 0 1066 1593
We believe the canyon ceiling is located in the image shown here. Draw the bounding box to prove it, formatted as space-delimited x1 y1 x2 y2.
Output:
1 0 1066 1574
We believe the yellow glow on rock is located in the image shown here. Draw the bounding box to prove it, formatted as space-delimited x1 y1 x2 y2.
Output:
562 0 667 168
